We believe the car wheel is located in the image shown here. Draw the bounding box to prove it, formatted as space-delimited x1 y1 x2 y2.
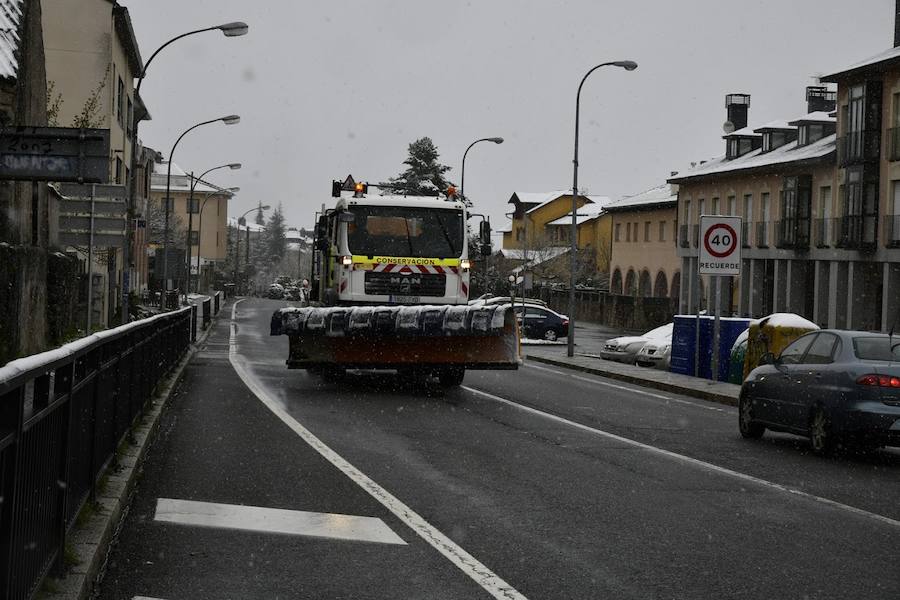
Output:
738 393 765 439
809 406 835 456
543 328 558 341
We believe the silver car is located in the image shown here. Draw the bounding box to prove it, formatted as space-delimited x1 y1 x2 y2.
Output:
601 323 673 365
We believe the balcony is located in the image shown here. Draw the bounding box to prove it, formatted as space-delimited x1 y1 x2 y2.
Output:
774 219 810 250
838 130 881 166
837 214 878 250
891 127 900 162
814 218 837 248
756 221 769 248
679 224 689 248
884 214 900 248
741 222 750 248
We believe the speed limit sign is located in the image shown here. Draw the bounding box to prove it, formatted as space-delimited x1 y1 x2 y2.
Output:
699 215 742 275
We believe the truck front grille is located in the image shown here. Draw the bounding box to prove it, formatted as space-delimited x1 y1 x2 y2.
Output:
364 271 446 297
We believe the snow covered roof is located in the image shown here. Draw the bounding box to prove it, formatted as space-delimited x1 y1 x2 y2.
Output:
603 184 678 212
545 201 609 226
669 133 835 183
510 247 570 274
496 220 512 233
508 191 610 214
754 119 796 132
0 0 22 80
788 111 836 125
227 216 265 233
821 45 900 82
150 160 232 194
723 126 761 138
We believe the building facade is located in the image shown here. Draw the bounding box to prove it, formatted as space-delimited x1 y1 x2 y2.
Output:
606 184 680 305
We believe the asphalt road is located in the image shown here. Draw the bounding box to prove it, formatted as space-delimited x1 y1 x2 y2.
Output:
96 298 900 599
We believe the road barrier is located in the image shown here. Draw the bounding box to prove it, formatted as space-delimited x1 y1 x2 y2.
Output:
0 306 194 600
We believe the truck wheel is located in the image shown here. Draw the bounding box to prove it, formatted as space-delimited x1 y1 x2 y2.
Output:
438 367 465 387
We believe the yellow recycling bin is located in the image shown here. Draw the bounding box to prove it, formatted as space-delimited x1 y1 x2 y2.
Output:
743 313 819 380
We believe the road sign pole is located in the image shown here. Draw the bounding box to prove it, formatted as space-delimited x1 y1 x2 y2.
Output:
86 184 96 334
712 275 721 380
694 261 701 378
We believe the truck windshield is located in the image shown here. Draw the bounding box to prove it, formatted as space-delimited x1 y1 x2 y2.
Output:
346 206 464 259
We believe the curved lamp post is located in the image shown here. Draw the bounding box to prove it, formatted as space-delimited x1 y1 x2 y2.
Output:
126 21 248 321
186 163 241 293
568 60 637 357
234 204 270 294
162 115 240 297
195 186 240 293
460 137 503 206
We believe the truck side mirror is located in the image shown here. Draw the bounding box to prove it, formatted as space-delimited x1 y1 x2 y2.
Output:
479 220 491 244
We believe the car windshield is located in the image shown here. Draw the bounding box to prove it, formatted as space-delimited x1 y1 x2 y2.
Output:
852 336 900 361
346 206 463 258
644 323 673 339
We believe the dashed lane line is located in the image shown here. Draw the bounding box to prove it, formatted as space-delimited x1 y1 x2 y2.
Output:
229 300 528 600
460 385 900 530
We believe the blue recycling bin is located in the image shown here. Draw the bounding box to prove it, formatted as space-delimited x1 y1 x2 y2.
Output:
670 315 749 381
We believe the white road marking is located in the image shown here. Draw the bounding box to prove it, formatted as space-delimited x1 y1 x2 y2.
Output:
525 362 730 412
460 385 900 530
229 300 528 600
154 498 406 545
133 596 166 599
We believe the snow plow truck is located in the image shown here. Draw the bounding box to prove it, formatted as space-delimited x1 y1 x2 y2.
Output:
269 179 520 386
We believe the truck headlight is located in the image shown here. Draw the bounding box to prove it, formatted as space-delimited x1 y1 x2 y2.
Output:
460 259 472 270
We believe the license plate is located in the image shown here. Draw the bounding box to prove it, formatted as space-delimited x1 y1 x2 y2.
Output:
390 295 420 304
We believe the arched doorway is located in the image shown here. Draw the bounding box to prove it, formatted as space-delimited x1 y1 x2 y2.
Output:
611 268 623 294
638 269 652 297
654 270 668 298
624 269 636 296
670 271 681 306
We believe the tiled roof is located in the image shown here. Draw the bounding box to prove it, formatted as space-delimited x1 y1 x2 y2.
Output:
0 0 22 80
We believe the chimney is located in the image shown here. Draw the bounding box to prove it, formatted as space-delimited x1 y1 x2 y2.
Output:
725 93 750 131
806 86 836 113
895 0 900 46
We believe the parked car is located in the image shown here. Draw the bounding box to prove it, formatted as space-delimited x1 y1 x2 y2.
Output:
739 329 900 454
513 304 569 341
601 323 673 364
635 326 674 370
470 296 548 307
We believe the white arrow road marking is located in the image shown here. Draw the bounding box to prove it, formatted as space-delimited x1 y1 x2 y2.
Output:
154 498 406 545
461 385 900 530
229 300 528 600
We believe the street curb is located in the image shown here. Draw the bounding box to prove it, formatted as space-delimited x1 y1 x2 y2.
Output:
44 305 227 600
524 354 740 408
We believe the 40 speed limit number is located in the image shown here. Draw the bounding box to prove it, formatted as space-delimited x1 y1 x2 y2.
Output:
699 215 742 275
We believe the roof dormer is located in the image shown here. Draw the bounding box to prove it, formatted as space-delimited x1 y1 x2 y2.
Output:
754 120 798 153
724 127 762 160
789 112 836 147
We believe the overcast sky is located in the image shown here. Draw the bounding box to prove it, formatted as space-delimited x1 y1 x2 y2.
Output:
126 0 893 231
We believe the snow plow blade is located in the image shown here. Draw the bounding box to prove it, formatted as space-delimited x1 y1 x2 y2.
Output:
270 305 520 370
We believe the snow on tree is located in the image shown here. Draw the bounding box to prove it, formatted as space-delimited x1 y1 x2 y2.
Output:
147 197 186 247
255 201 266 225
380 137 456 197
263 204 287 263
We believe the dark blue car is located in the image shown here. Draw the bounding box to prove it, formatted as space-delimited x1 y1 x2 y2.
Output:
738 330 900 454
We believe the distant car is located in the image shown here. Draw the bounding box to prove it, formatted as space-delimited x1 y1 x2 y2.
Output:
513 304 569 341
601 323 673 364
635 327 673 370
266 283 285 299
739 329 900 454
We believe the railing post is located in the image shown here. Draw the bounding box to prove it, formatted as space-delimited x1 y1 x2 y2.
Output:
54 363 75 576
0 387 25 598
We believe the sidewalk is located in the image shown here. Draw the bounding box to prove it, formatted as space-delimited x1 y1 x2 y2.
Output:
523 347 741 407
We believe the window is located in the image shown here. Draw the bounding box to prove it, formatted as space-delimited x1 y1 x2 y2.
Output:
779 175 812 247
742 194 753 222
189 230 199 246
841 166 878 246
853 336 900 360
711 197 719 215
614 223 621 242
889 181 900 244
187 197 200 213
347 206 464 258
626 222 631 242
779 333 816 364
658 221 666 242
115 157 123 184
162 197 174 212
819 186 832 245
727 195 736 215
803 333 839 364
684 199 692 224
698 198 705 217
762 131 788 152
117 77 125 126
644 221 651 242
126 96 133 137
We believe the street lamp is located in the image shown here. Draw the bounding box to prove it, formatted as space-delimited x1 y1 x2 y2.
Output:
125 21 248 322
186 163 241 294
568 60 637 357
234 204 271 294
460 137 503 206
162 115 240 298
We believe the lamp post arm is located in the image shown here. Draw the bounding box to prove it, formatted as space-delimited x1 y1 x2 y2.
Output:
135 26 220 97
461 137 495 204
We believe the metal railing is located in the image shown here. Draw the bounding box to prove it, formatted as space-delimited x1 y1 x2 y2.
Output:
0 306 194 599
741 222 750 248
814 217 836 247
890 127 900 162
837 214 878 249
884 214 900 247
838 130 881 165
756 221 769 247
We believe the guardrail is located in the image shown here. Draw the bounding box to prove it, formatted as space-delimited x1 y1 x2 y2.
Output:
0 306 194 600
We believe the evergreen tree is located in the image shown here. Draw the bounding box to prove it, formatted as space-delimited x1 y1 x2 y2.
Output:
380 137 455 196
263 204 287 264
255 201 266 225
